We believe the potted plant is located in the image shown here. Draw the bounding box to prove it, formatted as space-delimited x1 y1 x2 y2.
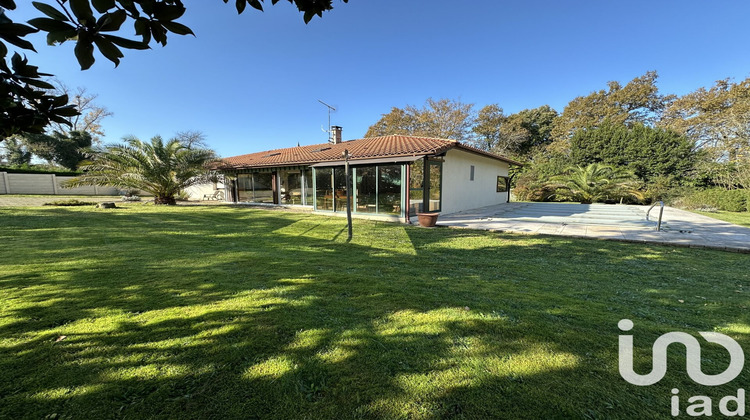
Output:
416 212 440 227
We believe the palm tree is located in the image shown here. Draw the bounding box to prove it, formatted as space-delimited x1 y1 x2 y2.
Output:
548 163 644 204
66 136 218 205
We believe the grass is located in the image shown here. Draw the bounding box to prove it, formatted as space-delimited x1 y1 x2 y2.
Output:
695 210 750 228
1 205 749 419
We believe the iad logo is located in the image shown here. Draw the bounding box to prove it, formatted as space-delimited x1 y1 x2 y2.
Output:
618 319 746 417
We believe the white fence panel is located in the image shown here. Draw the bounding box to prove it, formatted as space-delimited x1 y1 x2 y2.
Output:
0 172 120 196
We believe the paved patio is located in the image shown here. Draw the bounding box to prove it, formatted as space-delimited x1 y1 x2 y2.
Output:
435 202 750 253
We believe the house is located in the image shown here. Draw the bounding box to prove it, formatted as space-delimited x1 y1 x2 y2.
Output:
219 127 522 222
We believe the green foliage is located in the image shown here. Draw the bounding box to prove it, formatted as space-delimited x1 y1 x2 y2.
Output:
65 135 218 205
660 77 750 161
25 130 93 170
0 164 81 176
0 135 32 165
1 0 347 137
43 198 96 206
674 188 749 212
549 71 666 151
365 98 476 141
569 121 696 184
547 163 644 204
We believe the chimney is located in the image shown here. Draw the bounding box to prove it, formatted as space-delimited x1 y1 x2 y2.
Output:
331 126 342 144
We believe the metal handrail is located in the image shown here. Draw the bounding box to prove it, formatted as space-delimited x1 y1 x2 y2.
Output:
646 200 664 231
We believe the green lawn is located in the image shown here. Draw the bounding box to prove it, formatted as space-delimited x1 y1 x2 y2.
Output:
695 210 750 228
1 206 748 419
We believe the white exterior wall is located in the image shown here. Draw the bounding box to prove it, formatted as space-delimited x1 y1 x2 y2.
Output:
184 183 225 200
440 149 509 214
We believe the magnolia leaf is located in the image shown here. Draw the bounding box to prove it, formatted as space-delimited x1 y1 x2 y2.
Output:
32 2 70 21
162 21 194 36
28 17 75 33
91 0 116 13
74 38 95 70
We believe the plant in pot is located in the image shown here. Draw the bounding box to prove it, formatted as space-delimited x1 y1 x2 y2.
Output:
416 212 440 227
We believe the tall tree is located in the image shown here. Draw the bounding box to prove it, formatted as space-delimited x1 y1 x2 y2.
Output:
569 121 696 184
174 130 209 150
550 71 668 150
1 0 347 138
365 98 475 141
660 77 750 161
0 135 31 166
26 130 93 170
48 81 112 142
65 135 218 205
471 104 507 151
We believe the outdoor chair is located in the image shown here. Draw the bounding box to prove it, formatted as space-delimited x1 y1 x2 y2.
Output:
202 190 225 201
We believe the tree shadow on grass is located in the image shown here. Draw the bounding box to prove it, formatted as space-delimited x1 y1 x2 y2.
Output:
0 207 749 418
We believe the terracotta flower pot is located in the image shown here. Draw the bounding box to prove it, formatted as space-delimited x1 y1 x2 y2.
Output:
416 212 440 227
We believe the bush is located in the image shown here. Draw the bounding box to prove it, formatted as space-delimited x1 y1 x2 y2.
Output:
0 165 82 177
44 199 97 207
673 188 748 212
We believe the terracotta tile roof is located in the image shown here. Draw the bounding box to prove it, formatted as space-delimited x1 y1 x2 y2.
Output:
220 135 522 169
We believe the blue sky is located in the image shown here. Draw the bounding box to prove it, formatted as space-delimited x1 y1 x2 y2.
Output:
9 0 750 157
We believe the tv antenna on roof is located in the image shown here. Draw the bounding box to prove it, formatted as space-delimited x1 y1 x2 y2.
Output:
318 99 336 142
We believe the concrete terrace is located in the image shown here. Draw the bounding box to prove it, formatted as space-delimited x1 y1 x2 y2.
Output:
436 202 750 253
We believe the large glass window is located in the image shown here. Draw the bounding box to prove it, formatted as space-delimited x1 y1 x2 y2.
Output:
238 174 253 202
378 165 402 214
409 159 425 214
315 168 334 211
253 173 274 203
334 167 348 212
355 166 377 213
497 176 509 193
429 162 442 212
304 168 313 206
280 170 302 205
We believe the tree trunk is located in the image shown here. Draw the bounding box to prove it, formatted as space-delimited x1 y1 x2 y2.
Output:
154 195 177 205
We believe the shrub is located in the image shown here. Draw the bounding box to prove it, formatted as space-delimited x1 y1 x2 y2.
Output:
44 199 97 207
673 188 748 212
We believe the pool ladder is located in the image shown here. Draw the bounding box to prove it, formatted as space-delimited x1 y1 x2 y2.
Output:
646 200 664 231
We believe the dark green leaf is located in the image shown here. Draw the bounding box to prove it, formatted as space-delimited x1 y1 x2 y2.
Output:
47 28 77 45
118 0 140 17
97 9 126 31
52 94 70 107
69 0 95 24
32 2 70 21
152 3 185 21
150 21 166 45
28 17 75 32
0 0 16 10
248 0 263 11
235 0 246 13
0 34 37 51
91 0 115 13
161 21 193 36
22 77 55 90
74 38 95 70
93 36 123 66
0 22 39 36
104 34 149 50
303 10 314 23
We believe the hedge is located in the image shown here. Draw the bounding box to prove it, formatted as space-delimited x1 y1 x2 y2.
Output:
675 188 749 212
